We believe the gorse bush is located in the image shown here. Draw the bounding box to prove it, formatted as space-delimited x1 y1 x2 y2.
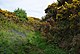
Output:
1 0 80 54
41 0 80 54
14 8 28 20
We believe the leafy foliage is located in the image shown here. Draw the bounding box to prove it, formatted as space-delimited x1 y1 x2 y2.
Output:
0 9 67 54
14 8 28 20
41 0 80 54
57 0 72 6
1 0 80 53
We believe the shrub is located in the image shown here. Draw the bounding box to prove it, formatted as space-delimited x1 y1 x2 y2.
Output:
14 8 28 20
41 0 80 54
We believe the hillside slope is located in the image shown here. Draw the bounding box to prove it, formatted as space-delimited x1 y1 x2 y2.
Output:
0 9 67 54
1 0 80 53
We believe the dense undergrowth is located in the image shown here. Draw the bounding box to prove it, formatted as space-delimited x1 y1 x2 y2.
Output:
0 9 67 54
41 0 80 54
0 0 80 54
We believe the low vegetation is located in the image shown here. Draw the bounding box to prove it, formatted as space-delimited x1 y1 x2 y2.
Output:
0 0 80 54
0 9 67 54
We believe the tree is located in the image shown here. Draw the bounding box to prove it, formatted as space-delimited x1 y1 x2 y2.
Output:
14 8 28 20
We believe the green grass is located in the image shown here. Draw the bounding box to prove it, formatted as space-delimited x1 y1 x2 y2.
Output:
27 31 67 54
0 18 67 54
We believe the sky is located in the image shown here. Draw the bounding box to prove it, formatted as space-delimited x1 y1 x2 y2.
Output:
0 0 57 18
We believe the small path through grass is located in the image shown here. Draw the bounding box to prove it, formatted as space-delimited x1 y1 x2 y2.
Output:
11 29 26 37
